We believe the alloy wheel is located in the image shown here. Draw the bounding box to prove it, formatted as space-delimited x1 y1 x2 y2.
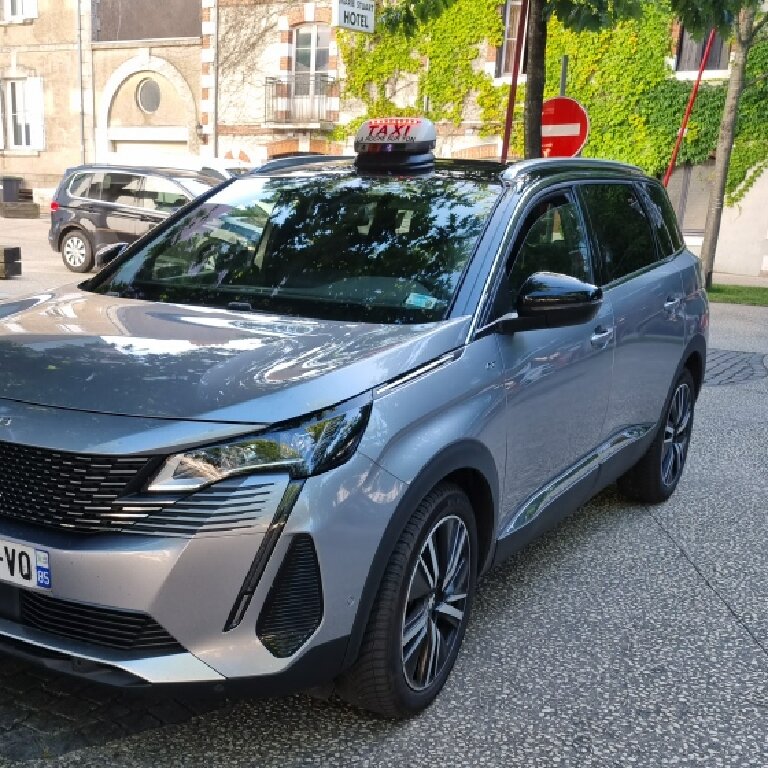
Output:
661 381 693 487
401 514 470 692
63 236 88 269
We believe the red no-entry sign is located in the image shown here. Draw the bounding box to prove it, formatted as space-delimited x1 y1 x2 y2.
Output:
541 96 590 158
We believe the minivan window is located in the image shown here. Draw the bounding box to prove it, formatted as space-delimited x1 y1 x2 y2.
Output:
141 176 190 213
101 173 142 208
580 183 657 284
87 174 501 324
69 172 104 201
642 181 685 256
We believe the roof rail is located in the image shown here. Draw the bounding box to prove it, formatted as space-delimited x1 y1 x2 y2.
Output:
252 155 351 174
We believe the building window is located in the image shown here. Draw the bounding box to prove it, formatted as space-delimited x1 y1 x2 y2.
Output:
676 28 730 72
293 24 330 97
1 0 38 22
0 78 45 151
136 78 162 114
496 0 527 78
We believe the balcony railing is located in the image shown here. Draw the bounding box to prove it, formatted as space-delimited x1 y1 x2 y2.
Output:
265 74 339 125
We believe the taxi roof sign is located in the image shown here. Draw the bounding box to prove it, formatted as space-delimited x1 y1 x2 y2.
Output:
354 118 437 172
355 118 436 153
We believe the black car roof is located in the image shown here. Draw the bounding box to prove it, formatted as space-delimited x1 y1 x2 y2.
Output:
251 155 648 187
63 164 220 183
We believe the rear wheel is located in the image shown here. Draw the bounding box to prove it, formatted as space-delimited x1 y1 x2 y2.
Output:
61 230 93 273
618 368 695 503
337 483 477 717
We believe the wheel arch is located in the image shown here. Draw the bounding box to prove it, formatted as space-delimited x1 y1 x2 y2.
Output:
58 225 92 252
341 440 500 670
681 334 707 398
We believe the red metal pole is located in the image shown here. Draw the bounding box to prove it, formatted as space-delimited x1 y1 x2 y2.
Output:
501 0 529 164
663 28 717 187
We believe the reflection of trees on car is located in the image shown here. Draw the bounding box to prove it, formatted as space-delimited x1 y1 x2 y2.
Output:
91 173 501 324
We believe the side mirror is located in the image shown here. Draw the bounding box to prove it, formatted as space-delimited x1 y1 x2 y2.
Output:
95 242 128 268
480 272 602 337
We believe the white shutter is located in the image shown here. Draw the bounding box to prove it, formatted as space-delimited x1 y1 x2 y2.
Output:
22 0 38 19
26 77 45 150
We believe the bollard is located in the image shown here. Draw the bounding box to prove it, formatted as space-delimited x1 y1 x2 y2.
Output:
0 246 22 279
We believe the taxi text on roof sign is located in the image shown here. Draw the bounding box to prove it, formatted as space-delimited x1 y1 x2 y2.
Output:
332 0 375 34
355 118 437 150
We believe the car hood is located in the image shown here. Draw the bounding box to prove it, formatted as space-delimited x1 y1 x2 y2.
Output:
0 290 470 423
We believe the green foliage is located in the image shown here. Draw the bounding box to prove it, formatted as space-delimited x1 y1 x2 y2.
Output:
668 0 762 37
336 0 768 202
727 28 768 202
338 0 502 126
708 283 768 305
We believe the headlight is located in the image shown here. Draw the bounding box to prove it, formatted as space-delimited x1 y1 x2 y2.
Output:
148 402 371 492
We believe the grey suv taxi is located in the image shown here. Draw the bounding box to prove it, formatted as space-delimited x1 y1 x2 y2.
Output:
0 119 707 717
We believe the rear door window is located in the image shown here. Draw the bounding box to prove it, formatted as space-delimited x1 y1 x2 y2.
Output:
642 181 685 256
579 183 658 285
69 172 104 201
140 176 190 213
101 173 142 208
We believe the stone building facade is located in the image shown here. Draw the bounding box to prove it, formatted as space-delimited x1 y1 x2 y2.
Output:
0 0 202 200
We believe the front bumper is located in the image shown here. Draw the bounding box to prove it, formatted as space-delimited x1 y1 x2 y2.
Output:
0 451 406 691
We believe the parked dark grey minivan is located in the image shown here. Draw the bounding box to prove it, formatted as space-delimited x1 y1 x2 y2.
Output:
48 164 220 273
1 119 707 717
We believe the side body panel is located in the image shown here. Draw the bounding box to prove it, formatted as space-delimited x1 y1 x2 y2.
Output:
602 257 686 436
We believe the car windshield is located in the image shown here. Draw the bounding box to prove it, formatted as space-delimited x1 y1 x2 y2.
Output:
87 173 501 324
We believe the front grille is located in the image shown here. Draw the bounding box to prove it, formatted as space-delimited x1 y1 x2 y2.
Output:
0 440 149 534
19 591 183 652
257 534 323 658
0 441 287 537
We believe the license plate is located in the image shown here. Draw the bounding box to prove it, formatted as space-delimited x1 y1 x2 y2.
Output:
0 540 51 590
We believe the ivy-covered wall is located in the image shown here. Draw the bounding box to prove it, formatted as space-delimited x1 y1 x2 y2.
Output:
337 0 768 203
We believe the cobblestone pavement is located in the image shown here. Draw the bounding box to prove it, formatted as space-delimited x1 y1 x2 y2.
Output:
1 229 768 766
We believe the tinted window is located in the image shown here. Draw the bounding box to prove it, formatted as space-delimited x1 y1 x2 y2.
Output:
88 174 501 324
101 173 142 207
643 182 684 256
580 184 657 284
508 194 592 299
69 172 104 201
140 176 189 213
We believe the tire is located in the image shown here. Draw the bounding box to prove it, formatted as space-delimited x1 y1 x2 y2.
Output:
61 230 94 273
337 483 478 718
617 368 696 504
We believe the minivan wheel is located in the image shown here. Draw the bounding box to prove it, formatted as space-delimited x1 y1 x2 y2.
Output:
61 231 94 273
337 483 477 718
617 368 696 504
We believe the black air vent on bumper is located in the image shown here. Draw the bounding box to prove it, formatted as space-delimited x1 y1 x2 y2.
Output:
19 592 183 652
256 535 323 658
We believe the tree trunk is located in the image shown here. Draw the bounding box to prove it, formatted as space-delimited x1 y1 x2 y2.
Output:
524 0 547 159
700 7 755 290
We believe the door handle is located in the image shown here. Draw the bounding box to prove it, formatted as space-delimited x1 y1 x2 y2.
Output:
664 296 682 312
590 326 614 348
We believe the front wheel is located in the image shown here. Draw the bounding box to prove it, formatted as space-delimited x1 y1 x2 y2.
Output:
618 368 696 503
61 230 94 273
337 483 477 717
